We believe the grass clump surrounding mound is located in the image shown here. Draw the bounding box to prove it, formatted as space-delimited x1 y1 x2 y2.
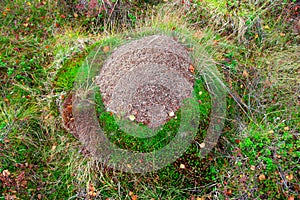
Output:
0 0 299 199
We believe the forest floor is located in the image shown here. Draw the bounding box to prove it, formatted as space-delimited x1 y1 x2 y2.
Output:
0 0 299 199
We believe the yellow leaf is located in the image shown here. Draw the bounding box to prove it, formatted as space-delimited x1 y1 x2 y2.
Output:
286 173 293 181
264 25 270 29
279 33 285 36
180 164 185 169
26 2 31 6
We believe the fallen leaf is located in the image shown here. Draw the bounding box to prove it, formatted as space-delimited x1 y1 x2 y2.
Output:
189 64 195 73
103 46 110 53
129 191 133 196
180 164 185 169
250 165 256 170
288 196 294 200
279 32 285 36
275 154 281 158
88 191 97 197
242 69 249 78
132 195 138 200
66 105 72 112
213 40 219 45
21 180 27 187
286 173 293 181
225 189 232 195
89 183 95 192
259 174 266 181
2 169 10 176
284 126 290 131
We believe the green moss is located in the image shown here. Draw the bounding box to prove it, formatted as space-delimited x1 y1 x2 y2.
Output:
54 59 81 92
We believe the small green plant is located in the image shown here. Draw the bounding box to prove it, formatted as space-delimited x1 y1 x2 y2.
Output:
222 52 238 73
128 13 137 24
0 56 6 67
